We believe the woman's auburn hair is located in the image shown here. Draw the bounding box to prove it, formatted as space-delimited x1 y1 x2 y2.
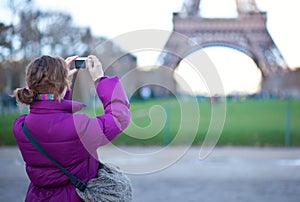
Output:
14 55 69 105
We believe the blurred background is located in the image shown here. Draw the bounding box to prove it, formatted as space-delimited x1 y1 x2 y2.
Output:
0 0 299 146
1 1 300 202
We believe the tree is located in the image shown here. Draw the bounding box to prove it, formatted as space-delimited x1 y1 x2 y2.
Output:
0 23 13 61
18 10 41 58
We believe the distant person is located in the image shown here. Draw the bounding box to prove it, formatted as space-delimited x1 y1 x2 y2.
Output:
12 55 130 201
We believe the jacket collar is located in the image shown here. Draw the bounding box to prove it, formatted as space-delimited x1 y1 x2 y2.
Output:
29 99 86 114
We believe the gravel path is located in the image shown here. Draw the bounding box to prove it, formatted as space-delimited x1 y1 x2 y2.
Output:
1 146 300 202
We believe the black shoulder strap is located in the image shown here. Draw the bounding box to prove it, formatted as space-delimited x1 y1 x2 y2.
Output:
22 123 86 192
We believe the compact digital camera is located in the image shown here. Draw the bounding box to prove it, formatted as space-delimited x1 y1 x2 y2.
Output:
75 57 87 68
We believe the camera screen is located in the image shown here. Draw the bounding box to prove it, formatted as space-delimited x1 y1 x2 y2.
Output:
75 58 87 68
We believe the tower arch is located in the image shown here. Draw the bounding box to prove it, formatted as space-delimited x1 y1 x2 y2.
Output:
174 46 263 95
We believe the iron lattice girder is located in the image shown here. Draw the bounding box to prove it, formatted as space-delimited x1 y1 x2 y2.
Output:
161 12 288 77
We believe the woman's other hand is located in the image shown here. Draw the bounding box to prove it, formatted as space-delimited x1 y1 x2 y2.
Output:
65 55 79 80
65 55 78 67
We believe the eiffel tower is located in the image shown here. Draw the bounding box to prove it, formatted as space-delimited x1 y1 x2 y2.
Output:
158 0 288 95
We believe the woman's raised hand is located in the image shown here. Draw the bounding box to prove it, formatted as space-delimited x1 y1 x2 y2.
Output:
87 55 104 81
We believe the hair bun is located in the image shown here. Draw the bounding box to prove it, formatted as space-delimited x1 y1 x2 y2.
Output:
14 87 37 105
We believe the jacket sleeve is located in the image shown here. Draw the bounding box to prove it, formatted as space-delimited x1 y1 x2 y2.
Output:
74 76 130 154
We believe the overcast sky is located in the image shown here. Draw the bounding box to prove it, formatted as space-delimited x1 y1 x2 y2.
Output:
1 0 298 67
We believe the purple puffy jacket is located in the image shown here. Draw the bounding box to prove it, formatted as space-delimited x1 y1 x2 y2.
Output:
13 76 130 202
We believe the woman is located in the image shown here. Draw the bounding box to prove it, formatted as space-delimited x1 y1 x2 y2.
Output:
13 55 130 201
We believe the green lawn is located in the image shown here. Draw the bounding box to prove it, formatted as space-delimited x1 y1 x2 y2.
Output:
1 98 299 146
218 99 299 146
0 113 22 145
113 98 300 146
